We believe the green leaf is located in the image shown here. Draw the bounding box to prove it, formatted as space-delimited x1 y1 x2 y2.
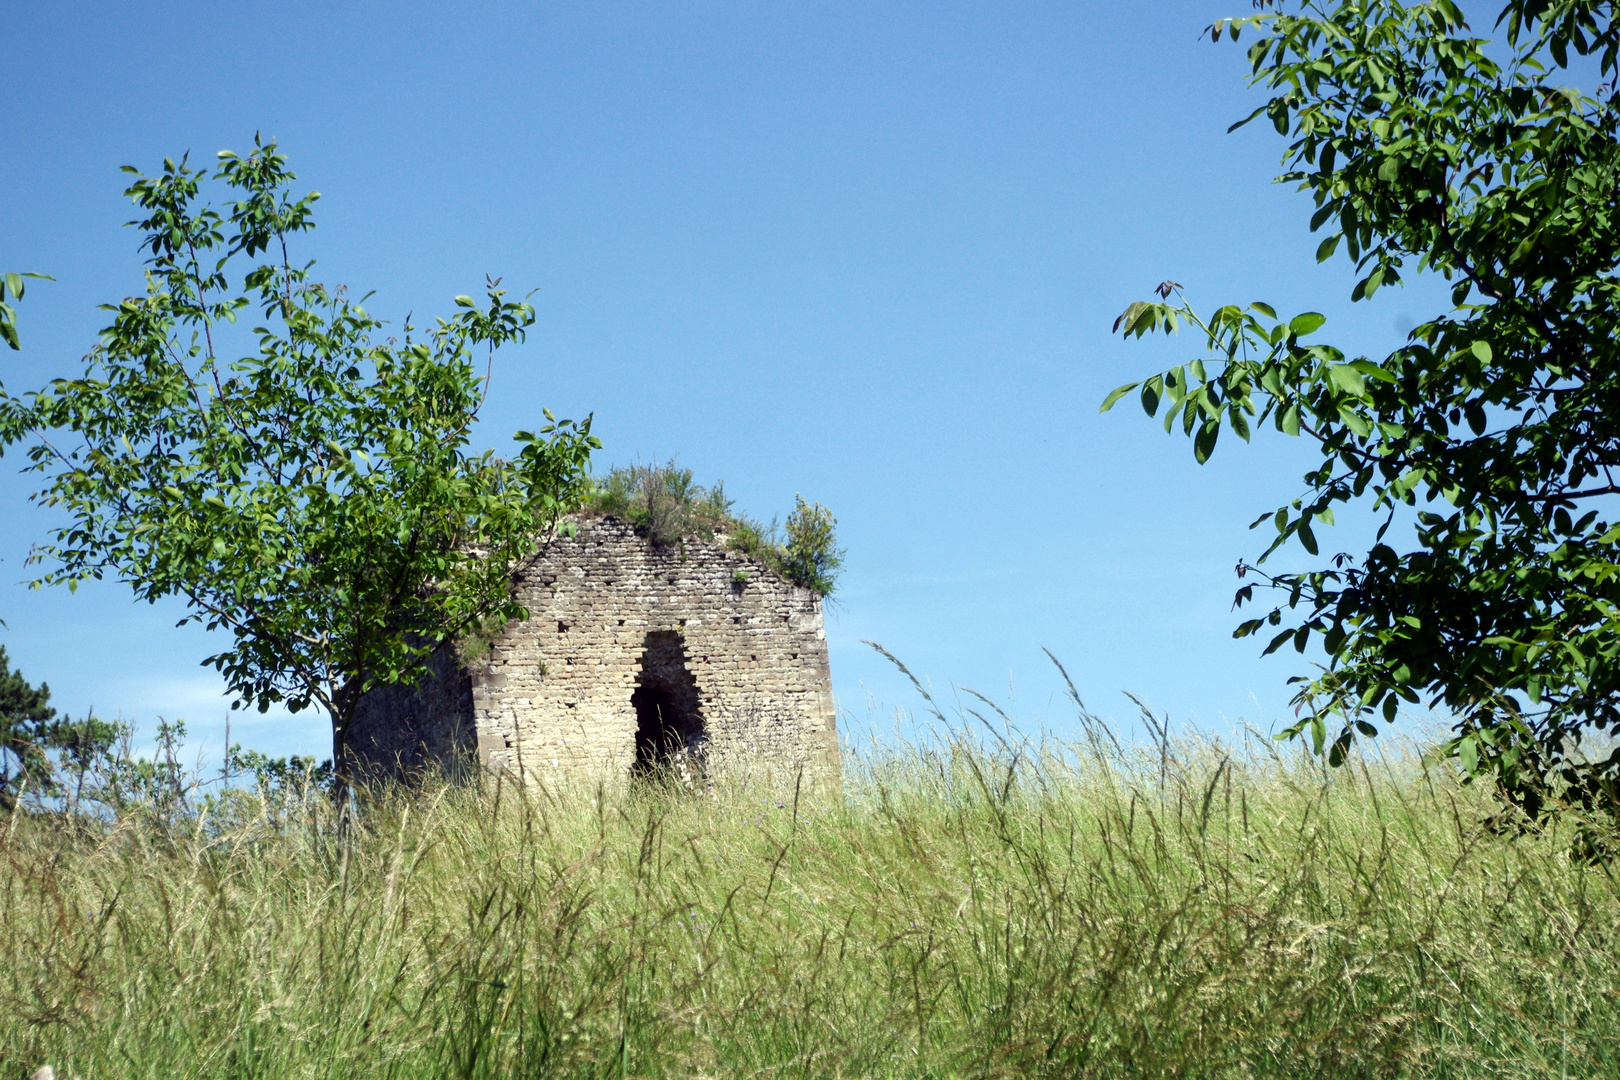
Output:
1297 521 1318 555
1470 340 1493 363
1326 364 1365 396
1289 312 1327 337
1459 736 1479 775
1279 403 1300 436
1162 397 1185 433
1140 377 1162 417
1113 300 1150 335
1348 359 1395 383
1193 420 1220 463
1227 104 1268 133
1228 404 1251 442
1315 234 1341 263
1100 382 1140 412
1338 406 1372 437
1164 367 1187 406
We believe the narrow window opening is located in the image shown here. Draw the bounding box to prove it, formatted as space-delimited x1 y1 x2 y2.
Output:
631 630 707 782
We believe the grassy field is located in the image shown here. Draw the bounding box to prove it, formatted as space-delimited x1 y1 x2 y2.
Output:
3 719 1618 1079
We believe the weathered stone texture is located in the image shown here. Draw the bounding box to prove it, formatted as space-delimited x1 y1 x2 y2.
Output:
348 645 475 783
349 516 840 786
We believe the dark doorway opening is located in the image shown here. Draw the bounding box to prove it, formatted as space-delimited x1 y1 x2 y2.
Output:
632 631 707 779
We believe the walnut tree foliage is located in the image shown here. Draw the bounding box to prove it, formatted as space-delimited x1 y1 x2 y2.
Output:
1103 0 1620 814
0 139 600 790
1 272 50 352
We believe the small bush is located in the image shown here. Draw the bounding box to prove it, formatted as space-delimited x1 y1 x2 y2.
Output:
781 495 843 597
724 516 778 569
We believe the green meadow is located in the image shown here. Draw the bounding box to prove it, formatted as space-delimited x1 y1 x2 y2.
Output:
4 718 1617 1079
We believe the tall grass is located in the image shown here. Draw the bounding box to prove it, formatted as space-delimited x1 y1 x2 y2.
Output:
3 718 1618 1078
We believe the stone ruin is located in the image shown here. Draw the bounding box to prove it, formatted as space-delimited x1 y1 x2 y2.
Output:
348 515 841 787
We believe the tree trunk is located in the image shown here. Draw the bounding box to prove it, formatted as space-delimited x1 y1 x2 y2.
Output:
330 687 359 828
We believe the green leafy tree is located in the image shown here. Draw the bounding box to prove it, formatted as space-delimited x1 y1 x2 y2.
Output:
1104 0 1620 815
0 138 599 801
0 646 58 810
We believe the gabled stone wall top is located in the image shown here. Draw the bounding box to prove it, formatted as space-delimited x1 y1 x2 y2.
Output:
349 515 841 786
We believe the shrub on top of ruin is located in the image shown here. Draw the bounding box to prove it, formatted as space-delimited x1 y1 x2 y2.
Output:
780 496 843 598
585 461 843 596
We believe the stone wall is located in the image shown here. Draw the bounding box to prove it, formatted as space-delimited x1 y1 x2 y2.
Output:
349 516 841 787
347 644 475 784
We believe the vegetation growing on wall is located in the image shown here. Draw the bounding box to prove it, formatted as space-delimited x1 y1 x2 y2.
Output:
588 462 736 547
779 496 844 597
585 461 845 596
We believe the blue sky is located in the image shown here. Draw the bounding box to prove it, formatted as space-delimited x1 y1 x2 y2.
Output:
4 0 1453 762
